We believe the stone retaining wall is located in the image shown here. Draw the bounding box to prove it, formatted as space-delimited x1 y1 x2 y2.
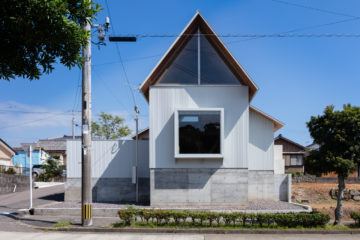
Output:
0 173 29 194
330 188 360 201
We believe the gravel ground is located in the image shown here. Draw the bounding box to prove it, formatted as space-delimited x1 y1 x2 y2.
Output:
39 200 308 212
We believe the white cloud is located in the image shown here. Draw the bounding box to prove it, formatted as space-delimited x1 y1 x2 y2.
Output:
0 101 80 131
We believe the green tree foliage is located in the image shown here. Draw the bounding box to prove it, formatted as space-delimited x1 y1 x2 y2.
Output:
39 158 63 181
0 0 99 80
306 104 360 225
91 112 131 140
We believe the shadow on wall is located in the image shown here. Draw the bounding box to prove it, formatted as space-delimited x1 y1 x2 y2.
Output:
90 140 150 205
154 168 217 189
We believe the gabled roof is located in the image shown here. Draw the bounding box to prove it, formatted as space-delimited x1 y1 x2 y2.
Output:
274 134 305 151
139 12 258 100
249 106 284 131
0 138 16 155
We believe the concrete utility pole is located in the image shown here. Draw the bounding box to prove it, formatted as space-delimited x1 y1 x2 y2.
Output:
72 115 75 140
81 5 93 226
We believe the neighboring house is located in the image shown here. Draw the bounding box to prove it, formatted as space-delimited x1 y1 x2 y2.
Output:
0 138 15 167
274 134 306 174
132 128 149 140
12 143 49 169
140 12 288 206
38 135 80 166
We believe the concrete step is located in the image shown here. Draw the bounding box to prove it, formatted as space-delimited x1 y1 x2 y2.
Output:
34 208 119 217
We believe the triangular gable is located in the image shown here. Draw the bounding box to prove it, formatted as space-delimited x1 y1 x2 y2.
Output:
140 12 258 100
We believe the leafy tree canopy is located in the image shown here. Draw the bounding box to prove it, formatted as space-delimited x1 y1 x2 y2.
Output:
306 104 360 225
306 104 360 178
91 112 131 140
0 0 99 80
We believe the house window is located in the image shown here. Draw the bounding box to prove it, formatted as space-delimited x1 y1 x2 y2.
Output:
157 28 241 85
290 155 303 166
175 109 224 158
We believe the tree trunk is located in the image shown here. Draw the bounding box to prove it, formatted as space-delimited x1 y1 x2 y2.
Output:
334 175 346 225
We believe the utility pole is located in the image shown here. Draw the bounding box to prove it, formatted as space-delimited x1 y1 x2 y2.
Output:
81 3 92 226
72 115 75 140
79 3 138 225
134 106 139 203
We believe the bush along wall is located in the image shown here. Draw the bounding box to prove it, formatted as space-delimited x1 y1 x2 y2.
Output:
351 212 360 227
117 208 330 228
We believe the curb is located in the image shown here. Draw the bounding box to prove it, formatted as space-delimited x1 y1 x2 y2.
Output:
35 226 360 234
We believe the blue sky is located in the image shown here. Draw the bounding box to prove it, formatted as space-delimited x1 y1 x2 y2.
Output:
1 0 360 147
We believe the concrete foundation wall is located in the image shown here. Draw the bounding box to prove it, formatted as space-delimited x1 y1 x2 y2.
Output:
65 177 150 204
248 171 290 202
150 168 248 206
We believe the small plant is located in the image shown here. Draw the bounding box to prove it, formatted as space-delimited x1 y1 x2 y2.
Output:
350 212 360 227
116 207 330 228
4 167 16 175
53 220 71 228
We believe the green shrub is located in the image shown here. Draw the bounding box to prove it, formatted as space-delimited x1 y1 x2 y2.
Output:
116 208 330 228
350 212 360 227
5 167 16 175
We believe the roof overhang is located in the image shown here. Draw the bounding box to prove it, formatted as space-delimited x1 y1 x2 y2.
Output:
139 12 258 101
250 105 284 131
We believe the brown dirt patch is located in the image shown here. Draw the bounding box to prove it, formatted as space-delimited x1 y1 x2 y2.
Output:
292 182 360 220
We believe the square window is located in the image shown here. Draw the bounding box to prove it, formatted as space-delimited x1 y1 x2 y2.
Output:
175 109 224 158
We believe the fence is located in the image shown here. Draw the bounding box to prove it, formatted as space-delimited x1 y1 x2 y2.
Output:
0 165 30 176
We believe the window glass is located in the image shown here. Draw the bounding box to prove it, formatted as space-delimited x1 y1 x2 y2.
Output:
178 111 220 154
284 155 291 166
200 34 240 85
290 155 303 166
157 34 198 84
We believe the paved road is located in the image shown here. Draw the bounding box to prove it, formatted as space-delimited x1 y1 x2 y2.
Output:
0 184 64 212
0 185 65 232
0 232 358 240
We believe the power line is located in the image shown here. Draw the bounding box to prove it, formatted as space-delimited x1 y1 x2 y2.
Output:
118 33 360 38
92 68 130 112
226 16 360 44
0 111 74 131
269 0 358 18
0 109 78 114
104 0 137 107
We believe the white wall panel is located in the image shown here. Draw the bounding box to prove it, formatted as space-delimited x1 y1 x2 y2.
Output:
149 85 249 169
274 145 284 174
248 110 274 170
67 140 149 178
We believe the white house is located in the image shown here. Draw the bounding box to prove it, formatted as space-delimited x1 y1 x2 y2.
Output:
65 12 289 206
140 12 288 206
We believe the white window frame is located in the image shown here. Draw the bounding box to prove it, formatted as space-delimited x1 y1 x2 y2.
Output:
174 108 224 159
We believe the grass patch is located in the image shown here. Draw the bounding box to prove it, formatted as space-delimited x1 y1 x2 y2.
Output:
53 220 72 228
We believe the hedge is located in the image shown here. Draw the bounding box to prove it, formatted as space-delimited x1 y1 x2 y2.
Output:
117 208 330 228
351 212 360 227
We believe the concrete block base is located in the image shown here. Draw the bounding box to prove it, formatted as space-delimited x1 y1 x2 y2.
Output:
150 168 248 206
65 178 150 204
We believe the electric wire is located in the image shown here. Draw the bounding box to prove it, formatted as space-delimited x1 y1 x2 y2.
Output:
104 0 137 108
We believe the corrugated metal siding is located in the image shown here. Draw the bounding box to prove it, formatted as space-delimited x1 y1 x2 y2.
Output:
149 85 249 169
248 110 274 170
274 145 284 174
66 140 149 178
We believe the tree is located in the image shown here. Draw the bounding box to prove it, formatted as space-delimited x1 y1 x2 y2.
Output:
306 104 360 225
39 158 63 181
91 112 131 140
0 0 99 80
